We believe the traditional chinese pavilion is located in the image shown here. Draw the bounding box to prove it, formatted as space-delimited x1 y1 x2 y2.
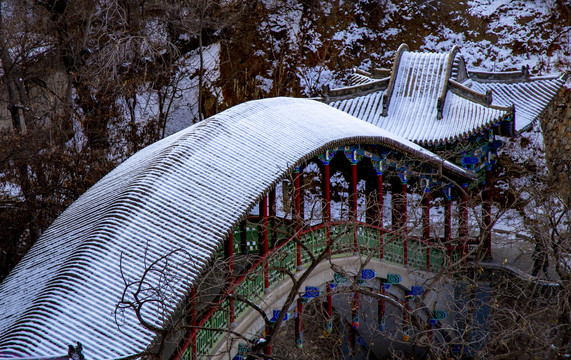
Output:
0 45 566 360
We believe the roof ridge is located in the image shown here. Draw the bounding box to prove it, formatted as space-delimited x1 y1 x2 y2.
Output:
448 79 512 111
381 43 409 116
436 46 460 119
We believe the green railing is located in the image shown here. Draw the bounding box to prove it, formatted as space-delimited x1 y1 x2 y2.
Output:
184 219 465 360
191 300 229 359
234 272 264 321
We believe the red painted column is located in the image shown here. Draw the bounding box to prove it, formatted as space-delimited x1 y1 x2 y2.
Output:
260 195 269 290
299 171 305 221
295 170 302 270
295 298 304 348
265 324 272 356
351 163 358 253
225 233 235 325
377 173 384 259
483 170 493 258
402 182 408 265
325 282 333 334
351 291 359 329
378 279 386 330
322 162 331 251
422 193 431 270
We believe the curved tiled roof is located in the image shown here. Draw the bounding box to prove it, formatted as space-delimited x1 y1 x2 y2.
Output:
0 97 472 359
324 45 567 145
469 74 568 132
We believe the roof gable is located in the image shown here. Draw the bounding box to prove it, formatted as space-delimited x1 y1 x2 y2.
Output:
323 44 567 145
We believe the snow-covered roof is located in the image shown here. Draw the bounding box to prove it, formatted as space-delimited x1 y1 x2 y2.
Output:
0 97 472 359
324 44 567 145
468 72 567 132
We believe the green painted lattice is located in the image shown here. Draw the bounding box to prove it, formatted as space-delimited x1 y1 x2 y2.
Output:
299 227 328 266
193 300 229 359
429 247 445 272
234 272 264 320
330 224 353 254
384 235 404 265
408 240 427 270
357 226 380 255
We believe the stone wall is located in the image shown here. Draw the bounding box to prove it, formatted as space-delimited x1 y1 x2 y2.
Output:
539 87 571 202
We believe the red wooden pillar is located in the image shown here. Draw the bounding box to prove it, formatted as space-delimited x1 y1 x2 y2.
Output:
351 163 358 254
322 162 331 251
351 291 359 329
378 279 386 330
377 173 384 259
225 233 235 325
299 171 305 221
483 170 493 258
260 195 269 290
402 298 411 341
402 182 408 265
325 282 333 334
295 298 304 348
294 169 303 270
422 192 431 270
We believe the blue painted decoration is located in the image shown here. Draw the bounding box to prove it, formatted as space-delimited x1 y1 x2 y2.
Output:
352 314 359 329
386 273 402 285
361 269 376 280
334 273 347 284
270 309 289 322
411 286 424 296
433 310 448 320
302 286 320 299
357 336 367 346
